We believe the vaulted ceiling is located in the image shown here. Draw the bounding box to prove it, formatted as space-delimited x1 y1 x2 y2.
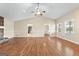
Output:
0 3 79 21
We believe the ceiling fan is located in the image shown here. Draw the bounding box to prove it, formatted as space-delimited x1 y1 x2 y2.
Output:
32 3 46 16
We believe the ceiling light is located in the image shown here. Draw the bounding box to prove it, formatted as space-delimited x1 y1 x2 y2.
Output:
34 3 46 16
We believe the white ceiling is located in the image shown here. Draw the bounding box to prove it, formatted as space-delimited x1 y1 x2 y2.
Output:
0 3 79 21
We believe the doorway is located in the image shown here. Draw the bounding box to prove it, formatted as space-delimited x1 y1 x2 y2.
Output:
27 24 33 37
44 24 55 36
28 26 32 34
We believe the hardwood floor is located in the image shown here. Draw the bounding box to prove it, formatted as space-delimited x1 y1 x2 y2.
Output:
0 37 79 56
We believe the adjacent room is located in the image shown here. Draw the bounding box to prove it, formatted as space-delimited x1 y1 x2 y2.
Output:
0 3 79 56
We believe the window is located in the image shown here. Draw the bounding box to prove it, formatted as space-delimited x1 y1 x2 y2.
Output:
65 20 74 34
57 23 62 33
48 24 55 34
44 24 55 35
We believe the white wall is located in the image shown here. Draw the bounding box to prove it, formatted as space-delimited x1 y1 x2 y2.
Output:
56 8 79 44
4 18 14 38
14 16 55 37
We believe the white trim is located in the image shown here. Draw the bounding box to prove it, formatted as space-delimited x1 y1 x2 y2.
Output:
0 26 5 28
27 24 33 26
56 35 79 45
27 24 33 36
16 36 44 37
26 34 44 37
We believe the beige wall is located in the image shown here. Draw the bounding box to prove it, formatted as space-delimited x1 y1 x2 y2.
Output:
14 16 55 37
4 18 14 38
56 8 79 44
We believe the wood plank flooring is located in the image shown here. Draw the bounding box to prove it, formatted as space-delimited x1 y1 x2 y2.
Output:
0 37 79 56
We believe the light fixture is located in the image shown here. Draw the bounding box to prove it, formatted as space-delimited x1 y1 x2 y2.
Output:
34 3 46 16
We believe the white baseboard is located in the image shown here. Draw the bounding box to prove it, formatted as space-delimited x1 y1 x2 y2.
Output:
56 35 79 45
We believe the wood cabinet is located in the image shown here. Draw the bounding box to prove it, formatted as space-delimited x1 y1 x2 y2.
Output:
0 16 4 38
0 16 4 26
0 28 4 37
